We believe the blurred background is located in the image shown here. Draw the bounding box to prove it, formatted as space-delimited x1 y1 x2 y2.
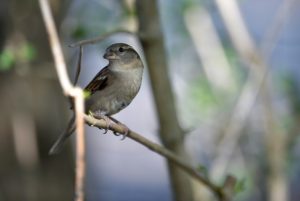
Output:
0 0 300 201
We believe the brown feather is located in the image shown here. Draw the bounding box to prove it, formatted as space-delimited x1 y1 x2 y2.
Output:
84 66 114 95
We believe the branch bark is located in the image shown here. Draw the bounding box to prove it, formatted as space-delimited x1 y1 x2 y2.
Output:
38 1 85 201
84 115 226 199
135 1 197 201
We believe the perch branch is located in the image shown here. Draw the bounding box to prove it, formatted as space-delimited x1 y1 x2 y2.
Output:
84 114 232 200
38 1 85 201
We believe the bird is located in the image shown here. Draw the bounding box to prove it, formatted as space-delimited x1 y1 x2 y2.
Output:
49 43 144 154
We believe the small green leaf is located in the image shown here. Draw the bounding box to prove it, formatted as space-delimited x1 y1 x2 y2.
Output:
197 165 208 177
234 178 246 194
72 26 87 39
83 90 91 99
0 50 15 71
20 43 37 62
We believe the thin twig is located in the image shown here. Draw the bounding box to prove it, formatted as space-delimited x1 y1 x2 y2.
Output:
210 0 295 182
38 1 85 201
261 0 297 57
221 175 237 201
84 114 226 200
38 0 73 93
75 93 85 201
69 30 135 48
74 46 83 86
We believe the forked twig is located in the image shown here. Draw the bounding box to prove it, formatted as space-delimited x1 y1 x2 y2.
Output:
38 1 85 201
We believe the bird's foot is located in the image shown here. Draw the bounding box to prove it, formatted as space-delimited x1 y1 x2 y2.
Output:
89 111 112 134
120 123 130 140
88 111 95 127
109 117 130 140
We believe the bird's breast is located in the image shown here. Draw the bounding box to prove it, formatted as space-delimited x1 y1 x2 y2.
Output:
118 68 143 97
85 68 143 116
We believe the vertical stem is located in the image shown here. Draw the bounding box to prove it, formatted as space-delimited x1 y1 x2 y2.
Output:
38 0 86 201
136 1 194 201
75 92 85 201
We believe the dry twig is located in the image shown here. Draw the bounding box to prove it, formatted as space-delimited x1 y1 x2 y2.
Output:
84 114 231 200
69 30 135 48
38 0 85 201
74 46 83 86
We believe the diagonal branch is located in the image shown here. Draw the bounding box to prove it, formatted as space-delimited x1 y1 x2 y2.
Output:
84 114 233 200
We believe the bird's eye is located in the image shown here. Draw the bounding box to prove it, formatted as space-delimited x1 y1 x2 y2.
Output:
118 47 125 52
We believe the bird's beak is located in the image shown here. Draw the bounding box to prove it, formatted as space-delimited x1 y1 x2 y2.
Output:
103 52 117 60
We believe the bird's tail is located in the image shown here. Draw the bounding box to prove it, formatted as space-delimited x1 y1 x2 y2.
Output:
49 114 76 155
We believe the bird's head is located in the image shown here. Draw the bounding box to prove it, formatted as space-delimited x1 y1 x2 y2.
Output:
103 43 142 69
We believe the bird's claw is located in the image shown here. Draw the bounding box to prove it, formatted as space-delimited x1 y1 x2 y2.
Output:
102 116 112 134
119 123 130 140
103 125 109 134
88 111 94 117
120 128 129 140
107 117 129 139
88 111 96 127
88 112 129 138
89 111 112 134
113 131 120 136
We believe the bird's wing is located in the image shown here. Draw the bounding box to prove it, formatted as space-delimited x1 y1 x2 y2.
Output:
84 66 114 95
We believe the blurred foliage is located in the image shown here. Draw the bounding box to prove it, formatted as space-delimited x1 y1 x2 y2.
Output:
0 49 15 71
185 42 249 121
223 44 248 86
278 72 300 115
197 164 208 178
123 2 136 17
65 1 127 41
234 178 246 194
189 76 219 117
0 42 36 71
20 42 37 62
182 0 198 11
231 172 255 201
275 71 300 172
71 25 88 39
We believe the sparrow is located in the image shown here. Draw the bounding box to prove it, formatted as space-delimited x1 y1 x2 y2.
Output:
49 43 144 154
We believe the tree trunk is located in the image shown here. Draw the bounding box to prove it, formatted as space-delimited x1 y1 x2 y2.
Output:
136 1 195 201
